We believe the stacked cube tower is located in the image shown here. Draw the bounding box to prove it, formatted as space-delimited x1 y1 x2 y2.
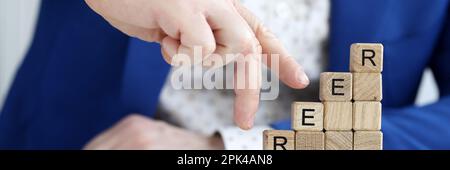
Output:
263 43 383 150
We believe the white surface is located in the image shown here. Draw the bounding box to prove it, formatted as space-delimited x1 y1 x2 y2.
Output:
0 1 440 111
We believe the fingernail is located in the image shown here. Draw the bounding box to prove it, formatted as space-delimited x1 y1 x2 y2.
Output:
237 114 254 130
241 120 253 130
297 69 310 86
246 118 254 130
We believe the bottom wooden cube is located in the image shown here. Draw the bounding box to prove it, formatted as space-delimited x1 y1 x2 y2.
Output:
354 131 383 150
325 131 353 150
263 130 295 150
295 131 325 150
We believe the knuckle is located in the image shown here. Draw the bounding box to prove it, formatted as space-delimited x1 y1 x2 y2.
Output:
255 23 272 38
84 0 97 9
232 33 255 54
151 120 167 129
201 42 216 55
122 114 147 129
124 114 143 122
134 133 153 147
85 0 104 14
227 0 239 6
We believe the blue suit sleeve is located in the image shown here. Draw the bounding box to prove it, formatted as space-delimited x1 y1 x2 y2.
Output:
381 97 450 149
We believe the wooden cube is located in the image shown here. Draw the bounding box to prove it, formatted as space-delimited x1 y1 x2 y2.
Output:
320 72 352 101
353 102 382 130
354 131 383 150
353 73 382 101
295 131 325 150
350 43 383 73
291 102 324 131
324 102 352 130
263 130 295 150
325 131 353 150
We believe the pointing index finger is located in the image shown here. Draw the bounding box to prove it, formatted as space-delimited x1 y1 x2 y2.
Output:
232 0 310 89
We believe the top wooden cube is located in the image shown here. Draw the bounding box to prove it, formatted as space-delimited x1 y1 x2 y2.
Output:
350 43 383 73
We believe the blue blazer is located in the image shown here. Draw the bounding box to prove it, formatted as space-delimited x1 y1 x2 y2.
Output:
1 0 450 149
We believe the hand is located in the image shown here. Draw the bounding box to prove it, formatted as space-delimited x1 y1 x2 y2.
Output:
85 0 310 129
84 114 224 150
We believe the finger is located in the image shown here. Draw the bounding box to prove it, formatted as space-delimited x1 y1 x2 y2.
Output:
203 1 263 129
204 1 256 66
233 50 262 130
161 36 180 64
232 0 310 89
159 14 216 65
87 0 216 65
205 1 265 129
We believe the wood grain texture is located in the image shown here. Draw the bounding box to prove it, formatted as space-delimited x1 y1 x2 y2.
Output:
291 102 324 131
324 102 352 130
353 101 382 130
263 130 295 150
295 131 325 150
320 72 352 101
325 131 353 150
353 73 382 101
354 131 383 150
350 43 383 73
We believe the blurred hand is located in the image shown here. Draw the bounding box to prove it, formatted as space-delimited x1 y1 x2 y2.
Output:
84 114 224 150
85 0 309 129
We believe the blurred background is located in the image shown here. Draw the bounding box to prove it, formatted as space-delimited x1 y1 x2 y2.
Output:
0 0 439 111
